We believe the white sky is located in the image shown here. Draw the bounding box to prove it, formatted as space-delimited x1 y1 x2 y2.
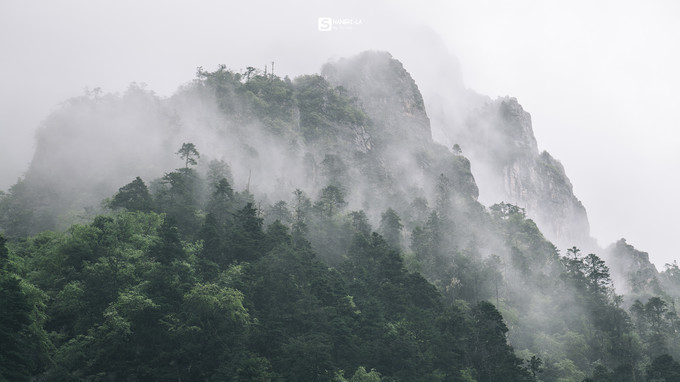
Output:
0 0 678 267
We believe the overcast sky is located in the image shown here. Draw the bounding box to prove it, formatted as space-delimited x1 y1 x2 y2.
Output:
1 0 678 267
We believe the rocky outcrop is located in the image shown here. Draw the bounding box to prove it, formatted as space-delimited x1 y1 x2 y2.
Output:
321 51 479 201
448 96 593 251
321 51 432 149
605 239 661 302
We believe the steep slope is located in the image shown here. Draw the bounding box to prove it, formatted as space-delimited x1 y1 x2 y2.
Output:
321 51 432 148
412 47 596 252
605 238 662 303
320 51 479 203
0 53 479 238
5 50 680 381
445 96 594 251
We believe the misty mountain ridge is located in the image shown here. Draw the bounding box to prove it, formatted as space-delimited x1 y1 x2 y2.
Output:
2 50 678 381
3 51 480 235
1 49 660 308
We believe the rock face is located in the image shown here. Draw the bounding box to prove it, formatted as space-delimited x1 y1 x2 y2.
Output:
605 239 661 302
447 96 593 251
321 51 432 149
322 51 479 201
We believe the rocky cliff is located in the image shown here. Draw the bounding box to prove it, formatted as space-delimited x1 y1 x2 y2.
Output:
321 51 479 202
605 238 662 302
438 95 594 251
321 51 432 149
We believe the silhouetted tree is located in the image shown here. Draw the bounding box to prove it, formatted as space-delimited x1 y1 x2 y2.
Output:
176 142 200 169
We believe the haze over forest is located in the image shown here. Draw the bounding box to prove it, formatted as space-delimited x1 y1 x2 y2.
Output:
1 0 678 268
2 2 680 381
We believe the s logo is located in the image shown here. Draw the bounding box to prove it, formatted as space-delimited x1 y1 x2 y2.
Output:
318 17 332 31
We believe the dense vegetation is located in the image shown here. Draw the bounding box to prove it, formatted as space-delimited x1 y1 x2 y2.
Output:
1 159 536 381
3 56 680 381
3 149 680 381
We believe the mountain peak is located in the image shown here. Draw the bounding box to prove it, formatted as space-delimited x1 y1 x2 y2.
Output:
321 51 432 147
433 93 593 250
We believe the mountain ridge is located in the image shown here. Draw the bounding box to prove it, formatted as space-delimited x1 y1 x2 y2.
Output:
2 50 678 381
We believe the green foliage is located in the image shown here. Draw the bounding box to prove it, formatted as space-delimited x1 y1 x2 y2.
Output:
239 73 297 133
149 217 186 265
647 354 680 381
265 200 292 226
380 208 403 250
154 168 203 237
0 178 56 237
314 185 347 219
0 233 51 380
230 203 265 263
468 301 533 382
206 159 233 187
109 176 154 212
195 64 242 115
196 65 357 137
0 233 8 269
490 202 526 220
6 65 679 380
631 297 678 358
294 74 369 142
0 274 33 381
290 189 312 249
3 173 550 381
411 211 446 280
336 366 383 382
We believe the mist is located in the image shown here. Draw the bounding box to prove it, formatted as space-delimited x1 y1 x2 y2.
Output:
2 0 678 268
4 1 680 380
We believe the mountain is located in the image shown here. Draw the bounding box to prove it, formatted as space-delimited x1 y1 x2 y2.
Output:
322 51 432 147
606 238 662 301
3 50 680 381
430 91 593 252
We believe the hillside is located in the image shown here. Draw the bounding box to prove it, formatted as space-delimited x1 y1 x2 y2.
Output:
2 51 680 381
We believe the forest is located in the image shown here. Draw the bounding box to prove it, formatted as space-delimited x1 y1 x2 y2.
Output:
2 53 680 381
